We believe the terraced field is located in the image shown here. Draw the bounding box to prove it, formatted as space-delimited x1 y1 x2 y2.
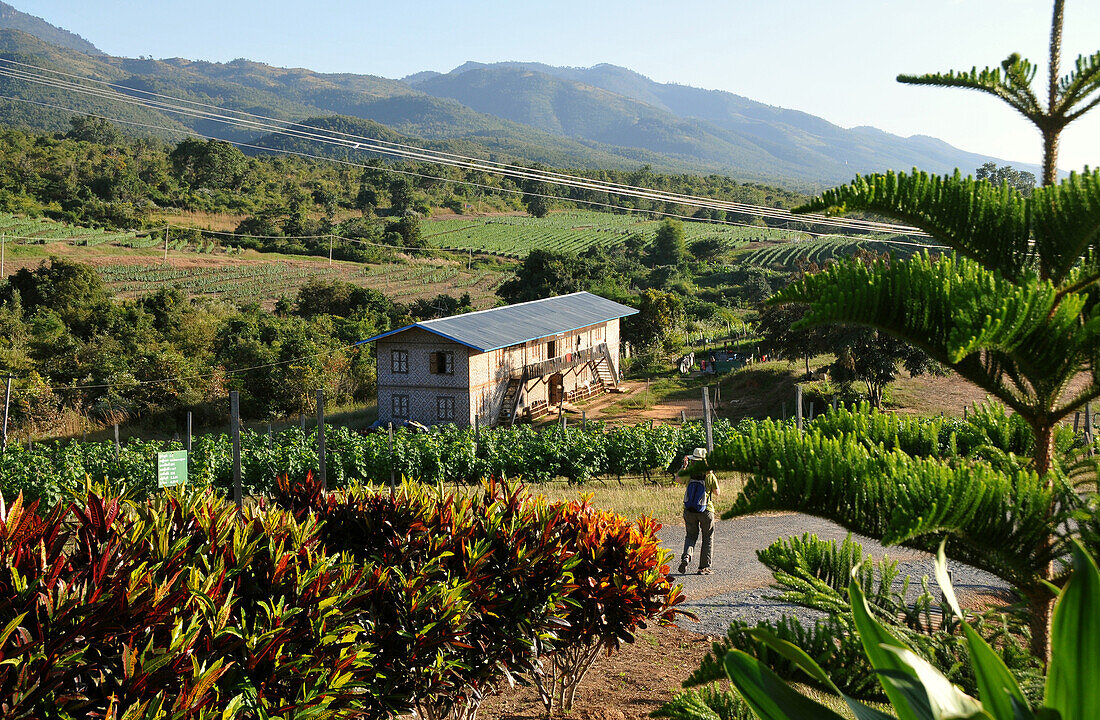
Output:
423 210 788 257
736 235 927 269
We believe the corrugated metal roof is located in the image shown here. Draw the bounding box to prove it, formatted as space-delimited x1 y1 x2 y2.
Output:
359 292 637 352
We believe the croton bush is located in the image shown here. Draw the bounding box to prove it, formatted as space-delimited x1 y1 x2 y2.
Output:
0 477 685 719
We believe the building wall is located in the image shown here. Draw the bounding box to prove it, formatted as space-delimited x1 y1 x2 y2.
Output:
376 328 472 427
378 317 625 428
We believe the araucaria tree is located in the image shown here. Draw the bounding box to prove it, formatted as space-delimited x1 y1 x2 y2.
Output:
771 0 1100 660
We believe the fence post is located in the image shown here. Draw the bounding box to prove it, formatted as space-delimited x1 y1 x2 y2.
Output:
267 421 273 450
795 385 803 432
582 410 587 431
1087 403 1094 444
316 389 327 492
702 387 713 453
832 396 838 413
185 411 192 452
680 409 687 424
807 401 814 423
1074 411 1080 434
781 402 787 421
114 423 120 459
387 422 396 493
230 391 242 508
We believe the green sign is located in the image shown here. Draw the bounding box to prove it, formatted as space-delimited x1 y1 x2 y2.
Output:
157 450 188 488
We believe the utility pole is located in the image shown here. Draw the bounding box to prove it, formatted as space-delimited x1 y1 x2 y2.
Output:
2 374 11 452
328 235 333 265
316 389 327 491
230 391 242 507
163 227 169 263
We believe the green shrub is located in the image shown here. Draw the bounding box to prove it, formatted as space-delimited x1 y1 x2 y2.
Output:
707 542 1100 720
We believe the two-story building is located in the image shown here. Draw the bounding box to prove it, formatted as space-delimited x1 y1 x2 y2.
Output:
361 291 637 428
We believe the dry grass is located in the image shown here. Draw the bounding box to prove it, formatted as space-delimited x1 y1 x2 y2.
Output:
511 471 749 528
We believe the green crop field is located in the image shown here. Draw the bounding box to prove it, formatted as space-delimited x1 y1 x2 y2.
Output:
736 235 927 269
0 214 141 246
423 210 789 258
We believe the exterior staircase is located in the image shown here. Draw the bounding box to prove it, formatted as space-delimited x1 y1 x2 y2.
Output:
593 344 620 389
496 373 525 426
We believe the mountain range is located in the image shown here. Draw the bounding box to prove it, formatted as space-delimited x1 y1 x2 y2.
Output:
0 2 1042 190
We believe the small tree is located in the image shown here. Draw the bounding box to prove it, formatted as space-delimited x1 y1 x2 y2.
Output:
646 219 688 267
976 161 1037 196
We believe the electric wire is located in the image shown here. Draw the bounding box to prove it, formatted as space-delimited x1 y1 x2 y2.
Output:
0 57 921 233
0 58 931 237
0 88 948 246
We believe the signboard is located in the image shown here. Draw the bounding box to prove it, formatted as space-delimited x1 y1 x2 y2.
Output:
157 450 188 488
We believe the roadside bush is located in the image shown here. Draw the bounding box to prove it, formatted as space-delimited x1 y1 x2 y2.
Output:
0 490 376 719
532 496 689 714
277 475 575 720
710 542 1100 720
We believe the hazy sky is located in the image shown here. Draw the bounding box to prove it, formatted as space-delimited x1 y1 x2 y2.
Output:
26 0 1100 173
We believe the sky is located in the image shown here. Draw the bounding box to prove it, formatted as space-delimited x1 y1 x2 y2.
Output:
24 0 1100 173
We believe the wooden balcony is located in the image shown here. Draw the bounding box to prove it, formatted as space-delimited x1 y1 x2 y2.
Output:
522 343 608 379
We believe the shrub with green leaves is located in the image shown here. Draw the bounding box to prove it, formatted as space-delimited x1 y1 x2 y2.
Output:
685 534 1042 707
0 490 376 719
712 541 1100 720
532 496 689 714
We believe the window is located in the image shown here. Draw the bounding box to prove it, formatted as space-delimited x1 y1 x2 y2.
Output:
546 340 556 358
429 350 454 375
594 326 604 342
392 394 409 419
437 396 455 421
391 349 408 374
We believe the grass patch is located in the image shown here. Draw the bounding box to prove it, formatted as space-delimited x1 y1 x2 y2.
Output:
510 472 748 528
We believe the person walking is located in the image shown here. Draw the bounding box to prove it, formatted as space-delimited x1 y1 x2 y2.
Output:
677 447 719 575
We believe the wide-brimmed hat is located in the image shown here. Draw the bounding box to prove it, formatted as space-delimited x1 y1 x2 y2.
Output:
689 447 707 462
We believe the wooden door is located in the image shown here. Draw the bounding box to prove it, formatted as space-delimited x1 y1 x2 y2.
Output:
549 373 564 405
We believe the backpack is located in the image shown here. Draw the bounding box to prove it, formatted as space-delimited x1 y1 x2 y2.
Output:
683 475 708 513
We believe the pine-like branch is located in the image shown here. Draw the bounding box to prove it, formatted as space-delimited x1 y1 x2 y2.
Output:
1058 51 1100 118
898 58 1043 122
711 420 1071 592
1030 170 1100 282
773 254 1100 415
795 171 1031 280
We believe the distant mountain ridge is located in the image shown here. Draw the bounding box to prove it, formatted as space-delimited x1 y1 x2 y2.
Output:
408 61 1044 186
0 4 1044 189
0 1 100 55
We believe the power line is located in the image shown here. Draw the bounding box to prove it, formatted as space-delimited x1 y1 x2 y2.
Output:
2 87 946 250
0 58 931 238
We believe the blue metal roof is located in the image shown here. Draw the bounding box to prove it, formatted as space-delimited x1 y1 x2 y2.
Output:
359 292 638 353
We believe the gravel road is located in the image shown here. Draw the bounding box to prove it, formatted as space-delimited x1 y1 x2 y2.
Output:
658 512 1012 637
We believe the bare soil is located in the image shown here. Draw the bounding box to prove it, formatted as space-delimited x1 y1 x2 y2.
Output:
480 623 712 720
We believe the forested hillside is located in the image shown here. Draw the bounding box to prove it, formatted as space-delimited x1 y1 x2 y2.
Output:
0 15 1041 188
